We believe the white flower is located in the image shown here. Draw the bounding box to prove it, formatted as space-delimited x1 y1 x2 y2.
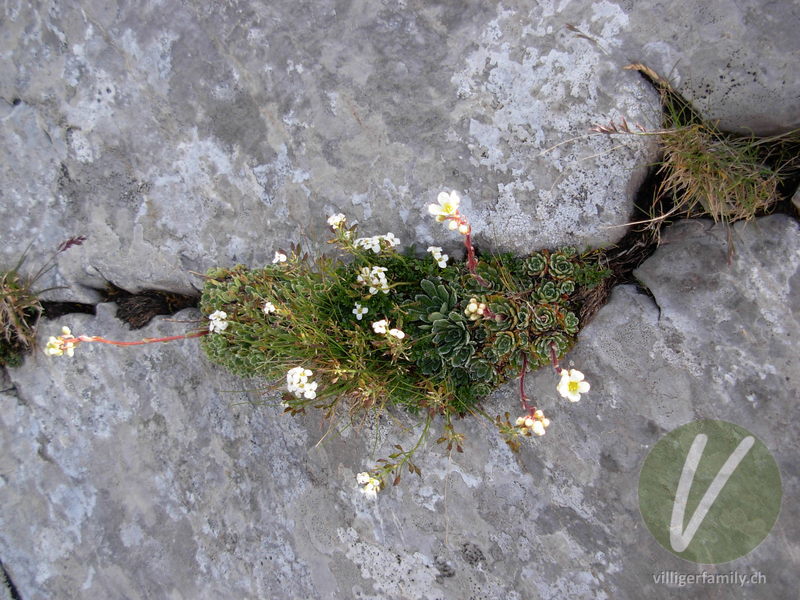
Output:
354 236 383 254
327 213 347 229
45 337 63 356
302 381 318 399
372 319 389 334
352 303 369 320
516 409 550 437
356 472 382 498
427 246 448 268
428 190 461 222
263 301 276 315
357 266 390 294
273 251 288 264
44 326 76 357
463 297 486 321
382 232 400 247
388 328 405 339
208 310 229 333
354 233 400 254
287 367 318 399
557 369 590 402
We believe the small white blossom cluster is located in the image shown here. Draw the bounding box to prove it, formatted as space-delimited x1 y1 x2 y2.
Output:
263 301 276 315
557 369 590 402
463 297 487 321
357 266 390 294
516 409 550 437
352 302 369 320
208 310 229 333
327 213 347 229
356 472 382 498
272 251 287 264
372 319 405 339
44 326 76 357
354 232 400 254
286 366 318 399
426 246 448 268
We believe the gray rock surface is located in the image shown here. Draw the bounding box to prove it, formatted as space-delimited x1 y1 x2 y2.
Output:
619 0 800 135
2 215 798 599
4 1 794 306
2 0 661 302
3 1 800 598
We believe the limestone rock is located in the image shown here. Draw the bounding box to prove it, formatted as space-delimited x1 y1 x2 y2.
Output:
3 215 798 598
2 1 799 597
0 1 659 303
619 0 800 135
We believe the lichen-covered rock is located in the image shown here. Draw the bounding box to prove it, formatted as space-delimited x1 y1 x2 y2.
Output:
2 216 798 599
2 0 799 597
0 0 659 304
521 215 800 598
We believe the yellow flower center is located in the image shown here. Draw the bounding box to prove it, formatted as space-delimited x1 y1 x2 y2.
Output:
441 201 457 214
568 381 579 393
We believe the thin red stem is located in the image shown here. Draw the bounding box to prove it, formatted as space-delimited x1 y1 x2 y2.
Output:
519 353 534 413
65 330 209 347
462 227 489 288
549 342 563 374
481 305 498 319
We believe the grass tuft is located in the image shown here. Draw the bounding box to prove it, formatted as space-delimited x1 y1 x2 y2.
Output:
1 255 43 366
627 64 799 226
1 236 86 366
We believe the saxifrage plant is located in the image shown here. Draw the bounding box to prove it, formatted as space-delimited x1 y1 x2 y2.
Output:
45 194 608 496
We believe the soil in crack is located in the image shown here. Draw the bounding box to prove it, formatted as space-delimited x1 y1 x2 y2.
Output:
102 283 198 329
577 163 664 325
42 284 198 329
